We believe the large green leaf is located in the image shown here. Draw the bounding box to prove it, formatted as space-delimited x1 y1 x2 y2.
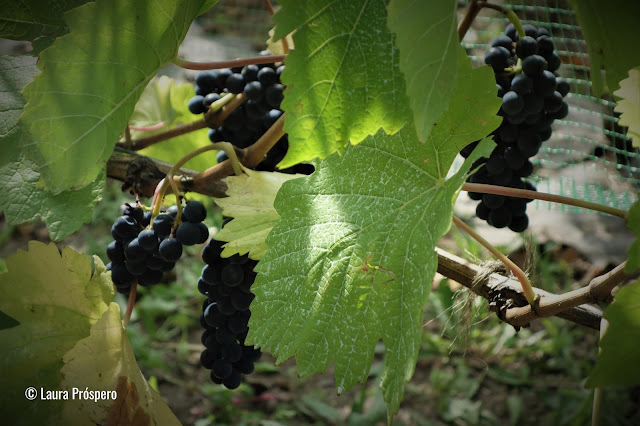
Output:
274 0 410 168
387 0 458 143
613 67 640 147
569 0 640 96
20 0 218 192
586 280 640 388
60 303 181 424
0 55 103 241
0 55 38 167
0 242 113 424
247 51 500 419
0 0 90 41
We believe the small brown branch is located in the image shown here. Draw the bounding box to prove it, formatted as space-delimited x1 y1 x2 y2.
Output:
503 262 628 327
263 0 275 15
122 118 207 151
123 282 137 327
458 0 481 41
124 125 132 149
436 248 604 330
173 55 286 71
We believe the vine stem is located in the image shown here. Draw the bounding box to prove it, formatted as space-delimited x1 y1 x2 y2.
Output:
457 0 481 40
452 215 537 304
476 2 526 38
263 0 275 15
152 142 244 220
191 112 286 187
121 93 238 151
463 182 628 219
172 55 286 71
123 282 137 327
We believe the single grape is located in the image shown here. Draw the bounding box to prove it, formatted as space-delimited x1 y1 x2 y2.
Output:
138 229 159 251
241 64 259 82
107 240 125 262
257 67 278 86
195 71 218 94
484 46 511 70
265 83 284 108
522 55 547 77
188 95 207 115
511 73 533 95
502 91 524 115
243 80 264 102
515 36 538 58
212 359 233 379
111 215 140 241
183 201 207 223
222 369 242 390
203 93 221 107
139 268 163 286
488 206 512 228
490 35 514 51
159 238 183 262
152 214 174 238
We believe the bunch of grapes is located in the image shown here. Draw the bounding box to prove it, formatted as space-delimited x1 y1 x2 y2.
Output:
461 23 570 232
198 237 262 389
106 201 209 294
187 53 312 175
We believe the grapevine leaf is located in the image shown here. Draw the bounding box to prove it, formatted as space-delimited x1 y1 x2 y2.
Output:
586 280 640 387
0 242 113 424
0 55 38 168
0 55 103 240
569 0 640 96
274 0 410 168
0 158 105 241
60 302 181 425
20 0 218 192
215 168 305 260
625 195 640 273
248 52 500 419
0 0 90 41
613 67 640 147
387 0 458 143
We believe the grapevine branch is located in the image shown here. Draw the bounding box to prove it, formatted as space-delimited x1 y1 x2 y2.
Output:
502 262 628 328
435 248 607 330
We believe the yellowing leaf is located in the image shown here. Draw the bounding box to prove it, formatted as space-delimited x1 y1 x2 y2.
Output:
60 303 181 425
215 168 305 260
0 242 113 424
614 67 640 148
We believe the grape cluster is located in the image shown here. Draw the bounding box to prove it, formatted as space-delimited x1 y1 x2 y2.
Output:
106 201 209 294
461 24 569 232
188 53 312 175
198 237 262 389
